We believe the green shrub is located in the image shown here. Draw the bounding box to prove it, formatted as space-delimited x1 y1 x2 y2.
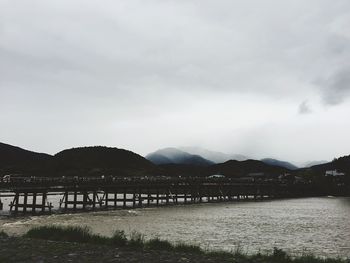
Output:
146 237 174 251
128 231 144 248
25 225 93 243
0 230 8 238
206 250 233 260
271 247 291 262
174 242 202 254
111 230 127 247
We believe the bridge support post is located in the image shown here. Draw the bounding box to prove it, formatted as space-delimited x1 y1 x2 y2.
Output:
23 192 28 213
73 191 77 211
114 192 118 208
123 190 127 208
138 187 142 208
105 191 109 209
64 191 68 210
31 192 37 214
82 191 87 210
92 191 97 210
42 192 47 212
166 191 169 205
132 189 136 208
147 188 150 207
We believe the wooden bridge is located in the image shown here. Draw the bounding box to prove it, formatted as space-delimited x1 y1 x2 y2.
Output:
0 177 313 215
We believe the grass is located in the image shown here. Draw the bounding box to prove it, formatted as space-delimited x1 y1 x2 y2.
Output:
174 242 203 254
145 237 173 251
0 230 8 238
111 230 127 246
128 230 145 248
24 225 109 245
22 225 350 263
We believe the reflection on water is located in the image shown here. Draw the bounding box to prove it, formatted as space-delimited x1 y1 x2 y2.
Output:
1 197 349 258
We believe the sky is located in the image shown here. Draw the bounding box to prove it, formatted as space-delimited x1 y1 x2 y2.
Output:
1 0 350 165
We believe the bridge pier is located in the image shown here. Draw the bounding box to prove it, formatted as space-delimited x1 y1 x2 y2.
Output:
156 189 159 206
9 190 51 215
123 190 127 208
60 190 98 211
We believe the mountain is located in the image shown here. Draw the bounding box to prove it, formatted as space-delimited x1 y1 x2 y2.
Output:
146 148 214 166
302 160 328 168
308 155 350 174
179 146 248 163
261 158 298 170
52 146 159 177
0 142 52 175
0 143 159 177
207 159 289 178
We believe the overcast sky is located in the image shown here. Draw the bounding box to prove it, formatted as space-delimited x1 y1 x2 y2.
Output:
1 0 350 164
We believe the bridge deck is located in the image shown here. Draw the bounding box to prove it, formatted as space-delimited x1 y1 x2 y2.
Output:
0 178 312 215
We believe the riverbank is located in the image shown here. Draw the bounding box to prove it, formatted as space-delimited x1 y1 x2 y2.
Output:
1 226 349 263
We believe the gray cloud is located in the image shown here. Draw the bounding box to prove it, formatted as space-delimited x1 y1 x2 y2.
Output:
298 100 312 114
1 0 350 163
319 69 350 105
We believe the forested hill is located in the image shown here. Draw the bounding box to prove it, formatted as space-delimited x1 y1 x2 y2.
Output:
0 142 52 175
0 143 158 177
52 146 159 177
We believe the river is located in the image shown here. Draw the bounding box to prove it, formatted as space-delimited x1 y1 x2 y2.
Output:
0 197 349 258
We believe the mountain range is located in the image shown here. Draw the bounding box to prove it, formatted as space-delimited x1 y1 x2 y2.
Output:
178 146 248 163
146 147 299 170
0 142 348 179
260 158 298 170
146 148 214 166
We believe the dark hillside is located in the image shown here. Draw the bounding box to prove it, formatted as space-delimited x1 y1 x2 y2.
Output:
0 142 52 175
207 159 288 177
52 146 159 177
310 155 350 174
159 159 289 178
261 158 298 170
159 164 207 177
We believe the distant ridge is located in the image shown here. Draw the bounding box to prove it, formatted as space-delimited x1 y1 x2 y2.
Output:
158 159 289 178
261 158 298 170
302 160 328 168
207 159 289 178
179 146 248 163
146 148 214 166
308 155 350 174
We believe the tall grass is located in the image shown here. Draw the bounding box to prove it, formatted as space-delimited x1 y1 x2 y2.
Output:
128 230 145 248
0 230 8 238
174 242 202 254
24 225 109 245
145 237 173 251
23 225 349 263
111 230 127 246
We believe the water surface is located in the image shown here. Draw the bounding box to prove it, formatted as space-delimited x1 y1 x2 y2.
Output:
1 197 349 258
